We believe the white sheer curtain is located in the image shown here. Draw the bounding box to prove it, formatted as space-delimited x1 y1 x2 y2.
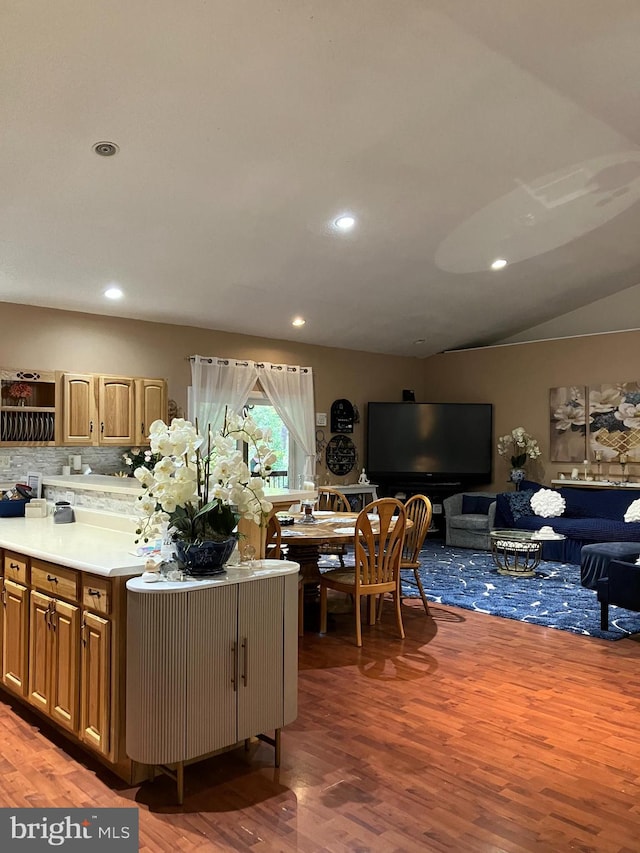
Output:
257 363 316 481
189 356 258 434
189 355 316 485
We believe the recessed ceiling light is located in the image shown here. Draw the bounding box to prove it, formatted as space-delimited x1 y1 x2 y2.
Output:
414 339 426 345
491 258 508 270
333 215 356 231
292 317 306 327
93 141 119 157
104 285 123 300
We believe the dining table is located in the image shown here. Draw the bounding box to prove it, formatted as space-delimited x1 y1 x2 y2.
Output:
278 509 411 588
278 510 362 587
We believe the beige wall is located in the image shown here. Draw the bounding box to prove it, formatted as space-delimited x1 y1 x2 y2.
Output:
422 329 640 490
0 302 425 485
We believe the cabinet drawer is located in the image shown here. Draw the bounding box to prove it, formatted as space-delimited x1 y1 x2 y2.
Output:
31 561 78 602
81 575 112 615
4 551 29 584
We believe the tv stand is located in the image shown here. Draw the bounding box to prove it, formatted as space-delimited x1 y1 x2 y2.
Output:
376 481 470 536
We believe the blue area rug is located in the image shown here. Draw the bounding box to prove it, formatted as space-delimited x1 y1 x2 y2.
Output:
402 542 640 641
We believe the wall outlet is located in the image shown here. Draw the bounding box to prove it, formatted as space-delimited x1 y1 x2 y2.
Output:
63 491 75 505
0 455 10 469
315 412 327 427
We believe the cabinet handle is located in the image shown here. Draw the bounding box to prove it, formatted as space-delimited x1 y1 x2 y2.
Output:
141 422 145 436
231 642 238 692
1 587 6 607
47 600 56 630
88 589 101 598
9 562 20 570
241 638 248 687
101 421 104 434
46 574 58 583
81 619 87 646
90 420 94 433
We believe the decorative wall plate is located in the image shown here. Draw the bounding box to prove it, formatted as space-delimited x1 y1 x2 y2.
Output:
325 434 357 476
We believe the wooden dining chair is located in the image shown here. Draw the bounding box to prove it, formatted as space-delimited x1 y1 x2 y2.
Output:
319 498 406 647
400 494 433 615
265 513 283 559
317 486 352 567
317 487 351 513
267 513 304 636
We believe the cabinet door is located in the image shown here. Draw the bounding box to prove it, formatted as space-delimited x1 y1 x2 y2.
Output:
80 611 111 756
2 579 29 696
135 378 167 445
50 599 80 733
185 584 237 759
28 590 52 713
237 578 284 740
61 374 97 445
98 377 135 445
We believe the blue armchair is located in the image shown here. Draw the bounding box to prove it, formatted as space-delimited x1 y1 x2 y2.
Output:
597 559 640 630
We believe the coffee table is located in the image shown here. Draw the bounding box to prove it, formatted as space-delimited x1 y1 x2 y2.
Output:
490 529 543 577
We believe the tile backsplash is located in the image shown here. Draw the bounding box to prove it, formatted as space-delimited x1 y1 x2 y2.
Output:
0 446 128 483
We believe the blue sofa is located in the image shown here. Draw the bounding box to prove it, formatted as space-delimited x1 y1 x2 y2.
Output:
494 480 640 565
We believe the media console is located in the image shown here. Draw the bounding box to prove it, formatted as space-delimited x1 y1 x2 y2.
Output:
376 481 468 536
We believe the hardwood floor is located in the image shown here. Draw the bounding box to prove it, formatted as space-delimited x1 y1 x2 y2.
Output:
1 595 640 852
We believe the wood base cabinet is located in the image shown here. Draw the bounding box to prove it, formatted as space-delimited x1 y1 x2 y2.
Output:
1 577 29 696
0 548 138 783
80 611 111 756
28 590 80 734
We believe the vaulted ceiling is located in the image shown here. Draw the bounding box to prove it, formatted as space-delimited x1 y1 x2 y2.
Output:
2 1 640 357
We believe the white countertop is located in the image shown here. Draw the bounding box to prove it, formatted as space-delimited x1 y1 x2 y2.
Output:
43 474 314 504
0 514 146 576
44 474 143 494
127 559 300 593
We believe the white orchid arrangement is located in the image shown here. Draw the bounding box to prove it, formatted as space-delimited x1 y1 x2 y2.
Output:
134 413 276 545
496 427 541 469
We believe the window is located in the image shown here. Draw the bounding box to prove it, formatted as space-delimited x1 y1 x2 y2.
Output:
244 395 289 488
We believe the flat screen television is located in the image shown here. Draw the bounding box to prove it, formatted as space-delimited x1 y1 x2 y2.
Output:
367 402 493 486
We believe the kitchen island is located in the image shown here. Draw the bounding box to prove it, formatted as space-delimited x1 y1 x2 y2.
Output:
0 503 301 785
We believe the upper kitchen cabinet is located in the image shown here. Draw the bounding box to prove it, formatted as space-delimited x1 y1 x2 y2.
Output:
135 378 168 446
0 368 58 446
60 373 167 447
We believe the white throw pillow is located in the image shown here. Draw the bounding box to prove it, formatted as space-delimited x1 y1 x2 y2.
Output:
624 498 640 522
530 488 566 518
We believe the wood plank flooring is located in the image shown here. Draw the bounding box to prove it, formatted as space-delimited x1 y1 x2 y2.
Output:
1 595 640 852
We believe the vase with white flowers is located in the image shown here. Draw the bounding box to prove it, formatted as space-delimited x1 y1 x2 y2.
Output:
134 413 276 576
496 426 541 489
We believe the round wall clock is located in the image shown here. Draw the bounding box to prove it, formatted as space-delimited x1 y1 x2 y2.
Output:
325 434 357 476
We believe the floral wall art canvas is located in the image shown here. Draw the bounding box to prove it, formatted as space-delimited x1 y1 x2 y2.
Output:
589 383 640 462
549 386 587 462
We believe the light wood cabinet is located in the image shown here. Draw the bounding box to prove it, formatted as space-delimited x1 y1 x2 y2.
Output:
98 376 135 445
2 578 29 696
0 549 134 780
28 560 81 734
80 610 111 756
60 373 97 445
28 590 80 734
2 367 167 447
0 368 58 446
60 372 166 446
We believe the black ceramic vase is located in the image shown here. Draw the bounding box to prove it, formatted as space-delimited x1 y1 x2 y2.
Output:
174 536 237 577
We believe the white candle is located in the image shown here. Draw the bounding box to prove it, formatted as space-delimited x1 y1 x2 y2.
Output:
303 480 315 491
